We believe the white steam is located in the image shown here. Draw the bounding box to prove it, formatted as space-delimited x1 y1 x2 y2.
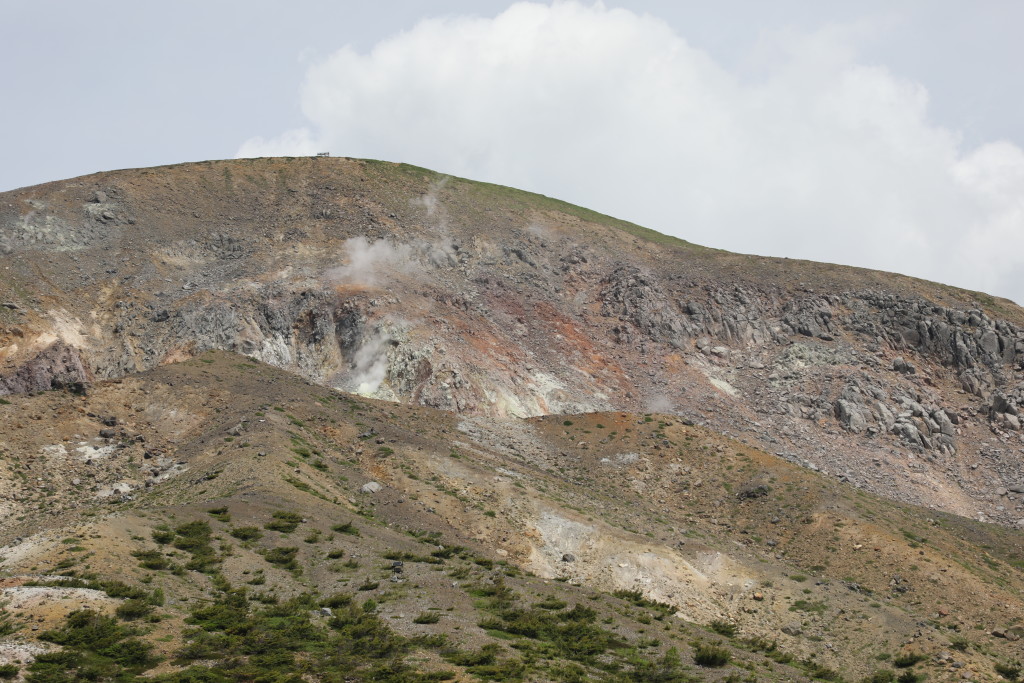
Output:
239 1 1024 304
645 394 676 414
412 176 450 223
326 236 416 287
350 329 394 396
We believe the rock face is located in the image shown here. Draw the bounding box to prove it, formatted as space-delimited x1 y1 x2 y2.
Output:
1 157 1024 525
0 340 90 394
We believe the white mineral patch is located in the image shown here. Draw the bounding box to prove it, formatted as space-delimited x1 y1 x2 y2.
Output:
41 444 68 458
708 377 739 397
75 443 115 461
95 482 134 498
601 452 640 466
1 585 109 609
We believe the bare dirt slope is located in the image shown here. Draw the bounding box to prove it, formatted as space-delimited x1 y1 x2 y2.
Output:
1 353 1023 681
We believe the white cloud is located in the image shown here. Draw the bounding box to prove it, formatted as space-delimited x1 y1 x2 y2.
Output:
238 1 1024 304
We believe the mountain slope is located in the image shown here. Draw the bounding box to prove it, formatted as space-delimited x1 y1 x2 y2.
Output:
2 157 1023 527
1 352 1023 681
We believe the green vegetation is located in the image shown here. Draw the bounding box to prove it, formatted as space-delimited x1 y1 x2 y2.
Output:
708 620 737 637
263 546 300 571
413 612 441 624
115 598 155 621
171 520 219 572
27 611 158 682
132 549 173 571
789 600 828 614
265 510 304 533
478 603 622 662
332 521 360 536
229 526 263 541
692 643 730 667
0 608 17 638
996 661 1022 681
151 527 175 545
892 653 926 668
206 506 230 522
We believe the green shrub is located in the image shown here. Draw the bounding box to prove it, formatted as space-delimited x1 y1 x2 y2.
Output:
709 620 737 637
789 600 828 614
693 643 730 667
263 547 299 570
265 511 303 533
151 528 174 545
443 643 501 667
169 521 218 572
477 604 619 661
322 594 353 609
206 507 230 522
864 670 895 683
892 653 926 668
332 521 360 536
413 612 441 624
96 580 149 601
0 664 18 679
996 661 1022 681
534 597 567 611
805 662 841 680
0 613 15 637
173 521 212 549
31 610 158 680
132 550 171 570
611 589 674 614
115 599 153 621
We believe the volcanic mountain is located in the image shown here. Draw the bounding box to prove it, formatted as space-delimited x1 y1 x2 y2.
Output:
1 158 1023 681
2 157 1023 524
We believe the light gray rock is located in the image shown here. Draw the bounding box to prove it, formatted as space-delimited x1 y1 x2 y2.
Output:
933 409 955 436
892 357 915 374
835 399 868 433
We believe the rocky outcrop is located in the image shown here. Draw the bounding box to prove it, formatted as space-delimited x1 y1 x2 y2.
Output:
2 157 1023 525
0 341 90 395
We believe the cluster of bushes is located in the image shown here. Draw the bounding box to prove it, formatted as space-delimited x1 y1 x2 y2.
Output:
265 511 304 533
167 586 453 682
26 611 158 682
149 520 220 573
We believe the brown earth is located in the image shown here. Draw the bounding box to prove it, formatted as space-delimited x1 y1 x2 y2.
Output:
1 158 1023 530
0 353 1022 680
1 159 1024 680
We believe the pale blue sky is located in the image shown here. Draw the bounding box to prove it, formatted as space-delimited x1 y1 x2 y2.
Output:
4 1 1022 192
3 1 1023 302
